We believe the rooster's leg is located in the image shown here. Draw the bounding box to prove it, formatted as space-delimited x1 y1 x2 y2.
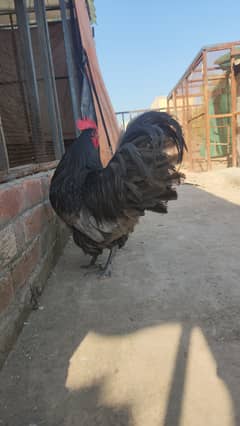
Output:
81 254 98 269
99 246 117 278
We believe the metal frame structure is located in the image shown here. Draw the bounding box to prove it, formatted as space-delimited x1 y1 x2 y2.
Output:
116 108 166 131
0 0 86 180
14 0 43 158
167 41 240 171
59 0 78 129
34 0 64 159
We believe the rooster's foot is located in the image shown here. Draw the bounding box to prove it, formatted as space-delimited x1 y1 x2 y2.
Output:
81 254 98 269
97 247 117 279
98 264 112 279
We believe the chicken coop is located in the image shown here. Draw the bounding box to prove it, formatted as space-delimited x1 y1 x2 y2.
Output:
167 41 240 171
0 0 118 182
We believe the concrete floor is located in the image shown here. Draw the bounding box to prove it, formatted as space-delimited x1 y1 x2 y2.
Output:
0 172 240 426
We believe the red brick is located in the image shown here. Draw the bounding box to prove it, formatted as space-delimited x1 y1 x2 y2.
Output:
0 225 17 268
11 238 40 290
13 218 26 253
0 273 14 313
0 184 25 226
23 204 46 242
23 178 43 208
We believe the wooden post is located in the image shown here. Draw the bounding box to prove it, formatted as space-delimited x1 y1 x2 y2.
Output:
167 97 170 114
230 48 237 167
203 50 211 170
173 90 177 118
185 79 193 170
181 83 187 165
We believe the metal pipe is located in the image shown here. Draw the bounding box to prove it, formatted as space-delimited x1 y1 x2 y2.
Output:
34 0 64 159
14 0 43 160
116 107 165 116
59 0 80 136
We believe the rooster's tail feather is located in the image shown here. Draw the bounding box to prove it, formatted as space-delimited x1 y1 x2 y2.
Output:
108 111 186 214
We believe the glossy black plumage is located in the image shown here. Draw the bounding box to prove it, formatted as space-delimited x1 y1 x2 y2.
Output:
49 111 186 260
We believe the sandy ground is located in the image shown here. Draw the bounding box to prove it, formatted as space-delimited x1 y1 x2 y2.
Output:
0 170 240 426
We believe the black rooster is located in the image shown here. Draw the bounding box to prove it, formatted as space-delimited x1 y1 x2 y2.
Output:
49 111 186 276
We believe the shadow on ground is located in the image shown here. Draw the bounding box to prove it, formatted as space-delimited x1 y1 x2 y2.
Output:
0 185 240 426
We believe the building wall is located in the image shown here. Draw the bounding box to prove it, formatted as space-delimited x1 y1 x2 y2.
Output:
0 171 69 367
150 96 167 110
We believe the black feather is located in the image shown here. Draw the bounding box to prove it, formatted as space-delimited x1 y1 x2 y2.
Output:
49 111 186 257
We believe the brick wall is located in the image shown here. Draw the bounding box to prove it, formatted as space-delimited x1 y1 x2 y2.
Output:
0 170 69 367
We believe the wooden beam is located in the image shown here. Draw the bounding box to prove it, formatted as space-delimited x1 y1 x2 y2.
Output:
0 160 58 184
168 41 240 100
187 112 205 123
209 113 232 119
185 79 193 170
178 93 203 98
187 78 204 84
207 75 228 81
206 41 240 52
173 90 177 118
231 48 237 167
203 50 211 170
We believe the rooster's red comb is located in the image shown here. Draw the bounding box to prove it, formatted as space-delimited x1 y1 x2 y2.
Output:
76 117 97 131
